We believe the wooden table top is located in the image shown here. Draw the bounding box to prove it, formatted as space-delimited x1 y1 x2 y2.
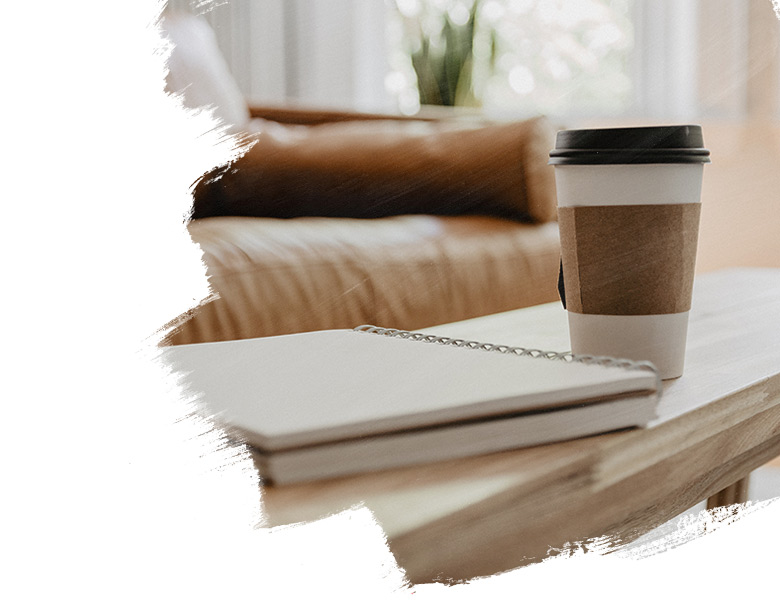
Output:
260 268 780 583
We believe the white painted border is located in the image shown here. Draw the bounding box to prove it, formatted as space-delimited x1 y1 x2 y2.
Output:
5 1 778 598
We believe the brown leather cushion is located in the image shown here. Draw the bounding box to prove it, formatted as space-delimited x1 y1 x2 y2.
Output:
190 116 557 224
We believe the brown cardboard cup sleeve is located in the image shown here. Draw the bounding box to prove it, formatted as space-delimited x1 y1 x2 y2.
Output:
558 203 701 315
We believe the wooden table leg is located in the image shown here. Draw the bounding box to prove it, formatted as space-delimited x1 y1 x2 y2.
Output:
706 476 750 509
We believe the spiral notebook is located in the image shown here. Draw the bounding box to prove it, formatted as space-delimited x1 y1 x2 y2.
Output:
162 325 661 484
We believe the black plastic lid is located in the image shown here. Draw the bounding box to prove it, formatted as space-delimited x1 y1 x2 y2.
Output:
548 125 711 165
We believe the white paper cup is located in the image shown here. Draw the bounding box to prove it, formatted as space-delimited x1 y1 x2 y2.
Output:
549 126 710 379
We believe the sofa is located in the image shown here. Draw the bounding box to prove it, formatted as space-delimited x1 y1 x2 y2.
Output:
161 11 562 345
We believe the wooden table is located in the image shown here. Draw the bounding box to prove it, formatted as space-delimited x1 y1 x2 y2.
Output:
260 268 780 583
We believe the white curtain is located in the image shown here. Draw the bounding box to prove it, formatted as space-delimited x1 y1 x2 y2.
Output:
164 0 390 110
637 0 780 121
164 0 778 119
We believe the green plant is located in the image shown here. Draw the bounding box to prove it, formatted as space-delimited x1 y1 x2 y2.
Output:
402 1 489 107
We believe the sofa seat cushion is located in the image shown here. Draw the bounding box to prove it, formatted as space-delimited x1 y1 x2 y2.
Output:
167 214 561 345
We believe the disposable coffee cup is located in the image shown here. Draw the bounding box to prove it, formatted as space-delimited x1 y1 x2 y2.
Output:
549 125 710 379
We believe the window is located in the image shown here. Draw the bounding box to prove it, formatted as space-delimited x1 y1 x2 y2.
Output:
387 0 780 121
387 0 636 118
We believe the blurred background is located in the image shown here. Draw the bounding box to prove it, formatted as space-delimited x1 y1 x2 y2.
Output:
167 0 780 273
167 0 779 123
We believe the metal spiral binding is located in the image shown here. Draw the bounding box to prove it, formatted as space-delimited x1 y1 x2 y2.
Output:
353 324 662 399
